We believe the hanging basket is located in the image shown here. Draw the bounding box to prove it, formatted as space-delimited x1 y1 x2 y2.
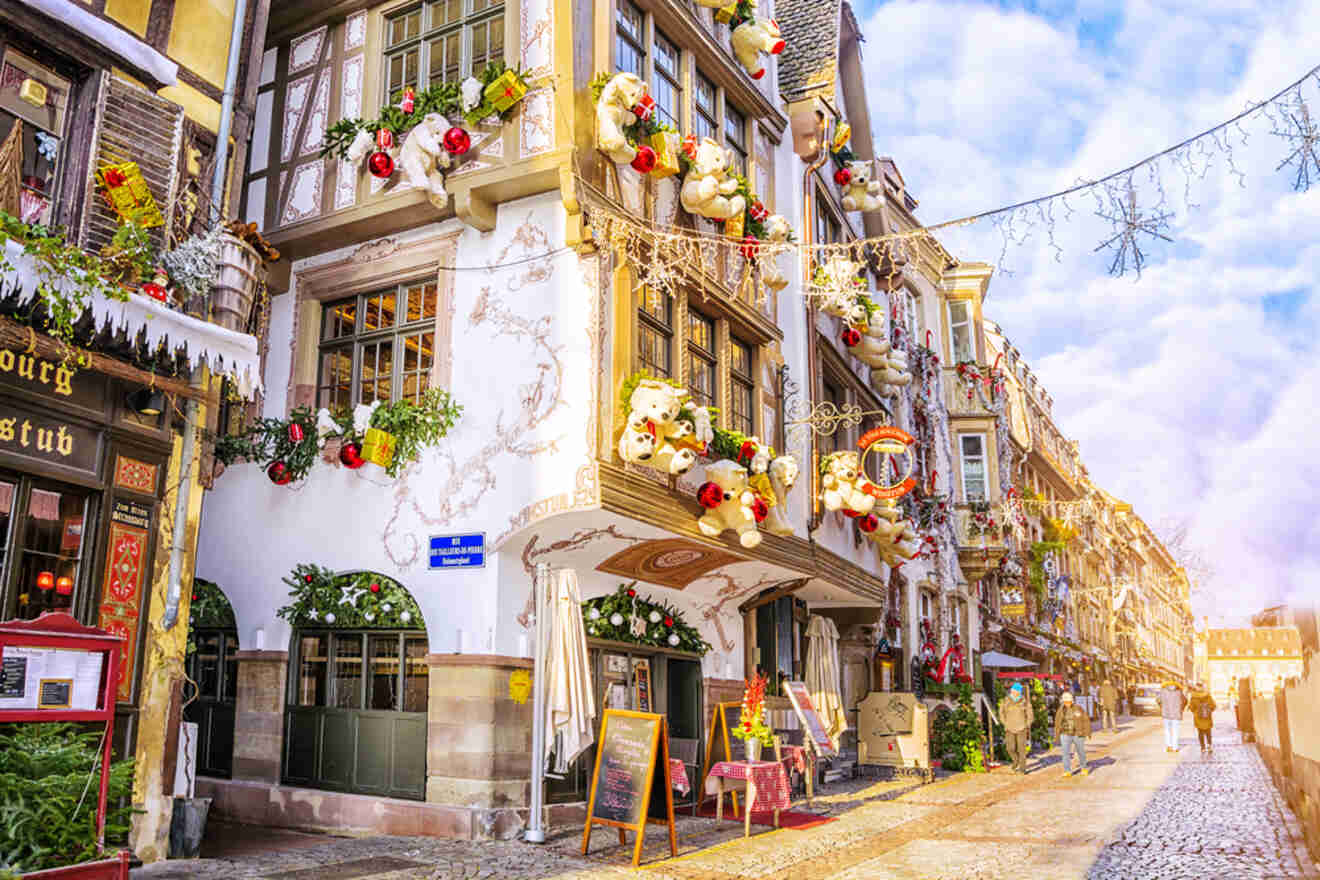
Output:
210 232 266 332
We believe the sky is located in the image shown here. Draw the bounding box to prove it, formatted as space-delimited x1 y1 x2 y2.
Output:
853 0 1320 625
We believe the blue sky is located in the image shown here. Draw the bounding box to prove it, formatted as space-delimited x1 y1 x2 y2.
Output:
854 0 1320 624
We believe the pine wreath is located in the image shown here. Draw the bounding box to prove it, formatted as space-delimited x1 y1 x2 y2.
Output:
277 563 423 629
581 583 712 655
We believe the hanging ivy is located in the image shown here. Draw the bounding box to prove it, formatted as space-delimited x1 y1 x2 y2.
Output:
276 564 423 629
581 583 712 655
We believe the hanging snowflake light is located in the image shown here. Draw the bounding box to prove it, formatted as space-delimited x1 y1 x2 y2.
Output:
1272 87 1320 192
1093 178 1173 278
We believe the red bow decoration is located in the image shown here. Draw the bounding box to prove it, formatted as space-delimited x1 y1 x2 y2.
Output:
103 168 126 188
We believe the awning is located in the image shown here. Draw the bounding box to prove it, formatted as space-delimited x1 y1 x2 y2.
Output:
980 651 1037 669
15 0 178 86
1005 631 1047 654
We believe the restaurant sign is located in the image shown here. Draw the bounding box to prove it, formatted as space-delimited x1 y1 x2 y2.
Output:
0 351 108 414
0 402 100 475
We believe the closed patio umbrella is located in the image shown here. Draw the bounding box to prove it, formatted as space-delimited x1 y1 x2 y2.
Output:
544 568 596 774
806 614 847 742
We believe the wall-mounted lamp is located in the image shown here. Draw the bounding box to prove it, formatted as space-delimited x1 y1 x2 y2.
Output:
127 388 165 416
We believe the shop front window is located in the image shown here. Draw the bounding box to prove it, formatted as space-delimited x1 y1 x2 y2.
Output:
4 478 94 620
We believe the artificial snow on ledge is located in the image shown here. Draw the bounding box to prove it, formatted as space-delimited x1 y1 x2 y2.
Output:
2 240 262 398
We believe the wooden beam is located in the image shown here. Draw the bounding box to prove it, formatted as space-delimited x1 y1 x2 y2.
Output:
0 317 205 402
739 578 811 614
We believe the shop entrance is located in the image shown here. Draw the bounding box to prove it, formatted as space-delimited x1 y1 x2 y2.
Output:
184 579 238 778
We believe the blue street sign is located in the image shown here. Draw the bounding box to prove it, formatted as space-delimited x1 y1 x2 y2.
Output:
429 533 485 570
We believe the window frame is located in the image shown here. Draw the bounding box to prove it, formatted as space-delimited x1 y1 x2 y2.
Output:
293 628 428 713
382 0 507 100
614 0 646 76
958 432 988 502
651 27 682 129
685 307 717 409
947 299 974 364
636 291 675 379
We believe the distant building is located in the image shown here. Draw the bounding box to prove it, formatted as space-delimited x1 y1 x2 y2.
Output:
1253 603 1319 658
1204 627 1304 703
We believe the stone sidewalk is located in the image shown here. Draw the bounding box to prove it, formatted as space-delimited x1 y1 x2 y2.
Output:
134 713 1319 879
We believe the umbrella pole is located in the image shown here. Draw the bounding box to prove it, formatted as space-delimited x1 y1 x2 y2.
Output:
526 562 551 843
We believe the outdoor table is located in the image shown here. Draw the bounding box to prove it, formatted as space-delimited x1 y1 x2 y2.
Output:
705 760 791 838
669 757 690 795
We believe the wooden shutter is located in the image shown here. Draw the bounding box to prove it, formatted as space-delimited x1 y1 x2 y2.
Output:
0 121 19 218
77 73 184 254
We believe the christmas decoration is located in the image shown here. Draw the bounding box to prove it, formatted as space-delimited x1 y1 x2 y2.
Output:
617 372 713 475
1093 178 1172 278
680 137 746 220
400 86 416 114
833 166 852 187
841 327 862 347
266 461 291 485
840 160 884 212
630 144 657 174
442 126 471 156
697 481 723 509
582 584 711 654
696 458 762 548
596 72 648 164
649 130 681 178
339 441 365 469
484 68 527 113
758 213 793 291
277 564 423 629
758 454 800 537
287 422 305 444
819 451 878 515
96 161 164 228
730 17 784 80
368 150 394 178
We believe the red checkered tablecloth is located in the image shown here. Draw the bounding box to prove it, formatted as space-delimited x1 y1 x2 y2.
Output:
780 745 808 775
668 758 690 795
705 760 791 812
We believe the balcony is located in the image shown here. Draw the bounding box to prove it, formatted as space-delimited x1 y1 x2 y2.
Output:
942 366 1000 418
953 502 1008 579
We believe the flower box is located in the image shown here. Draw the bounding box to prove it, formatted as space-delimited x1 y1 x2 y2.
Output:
483 70 526 113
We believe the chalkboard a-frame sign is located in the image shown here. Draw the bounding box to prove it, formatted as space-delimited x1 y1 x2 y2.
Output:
580 709 677 867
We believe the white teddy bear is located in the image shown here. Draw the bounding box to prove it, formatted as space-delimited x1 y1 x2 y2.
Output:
816 258 866 317
697 459 763 548
841 159 884 213
346 128 376 165
851 324 892 368
871 349 913 397
596 72 647 165
680 137 746 221
731 18 785 80
399 113 452 202
618 379 711 475
868 507 920 565
759 454 800 537
759 213 792 291
820 451 877 515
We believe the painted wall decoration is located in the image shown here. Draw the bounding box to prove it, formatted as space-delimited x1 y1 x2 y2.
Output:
97 521 148 703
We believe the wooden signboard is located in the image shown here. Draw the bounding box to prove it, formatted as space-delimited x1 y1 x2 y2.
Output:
581 709 677 867
632 658 651 712
857 691 929 772
783 680 836 758
696 701 744 817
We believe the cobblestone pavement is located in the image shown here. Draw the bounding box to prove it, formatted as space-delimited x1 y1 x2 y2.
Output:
134 713 1318 880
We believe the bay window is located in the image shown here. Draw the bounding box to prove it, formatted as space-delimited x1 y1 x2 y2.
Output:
384 0 506 97
959 433 987 502
948 299 974 363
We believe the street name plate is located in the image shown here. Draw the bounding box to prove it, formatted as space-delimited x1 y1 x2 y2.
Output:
428 533 485 569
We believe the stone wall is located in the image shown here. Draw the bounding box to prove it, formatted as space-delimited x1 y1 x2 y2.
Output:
1251 669 1320 863
231 651 289 783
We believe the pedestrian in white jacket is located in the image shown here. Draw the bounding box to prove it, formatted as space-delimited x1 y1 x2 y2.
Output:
1159 682 1187 753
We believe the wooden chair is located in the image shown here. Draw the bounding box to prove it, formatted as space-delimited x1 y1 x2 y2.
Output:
669 736 700 813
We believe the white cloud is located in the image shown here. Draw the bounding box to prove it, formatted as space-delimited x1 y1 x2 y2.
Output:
859 0 1320 622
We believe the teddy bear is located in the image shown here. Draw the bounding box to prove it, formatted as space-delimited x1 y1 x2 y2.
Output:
399 113 453 202
618 378 713 475
841 159 884 213
680 136 746 221
820 451 877 516
731 18 785 80
759 454 800 536
758 213 792 291
596 72 647 165
346 128 376 165
815 258 865 316
868 507 920 565
871 349 913 397
697 459 762 548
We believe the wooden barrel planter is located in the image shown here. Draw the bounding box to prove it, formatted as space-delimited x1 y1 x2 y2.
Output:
210 232 266 332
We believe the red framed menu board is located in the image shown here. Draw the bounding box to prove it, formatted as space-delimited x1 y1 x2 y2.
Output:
0 611 124 871
784 680 837 758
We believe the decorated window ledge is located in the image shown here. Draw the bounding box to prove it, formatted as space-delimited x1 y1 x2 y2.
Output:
616 371 799 547
213 389 462 486
277 564 423 629
812 255 912 394
820 426 924 565
582 583 712 655
322 62 530 205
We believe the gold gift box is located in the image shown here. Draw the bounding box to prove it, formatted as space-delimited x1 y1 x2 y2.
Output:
724 210 745 239
484 70 527 113
97 162 165 228
650 132 680 179
362 427 397 469
715 4 738 23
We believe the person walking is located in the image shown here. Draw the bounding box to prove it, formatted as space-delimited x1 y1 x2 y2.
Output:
1054 691 1091 777
1159 681 1186 753
1099 678 1119 732
1189 685 1217 753
999 682 1034 774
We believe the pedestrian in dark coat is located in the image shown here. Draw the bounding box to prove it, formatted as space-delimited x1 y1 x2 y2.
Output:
999 682 1034 774
1053 691 1091 776
1190 686 1217 753
1099 679 1119 732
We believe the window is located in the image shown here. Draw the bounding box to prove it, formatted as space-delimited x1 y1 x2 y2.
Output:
652 30 681 128
0 49 72 225
724 104 747 176
821 377 844 452
815 194 842 248
959 434 987 502
686 310 716 407
904 290 919 337
694 72 717 142
295 631 427 711
729 338 754 436
637 292 674 377
384 0 505 99
948 299 974 363
316 281 437 409
615 0 645 76
7 480 95 621
920 592 931 621
753 595 804 696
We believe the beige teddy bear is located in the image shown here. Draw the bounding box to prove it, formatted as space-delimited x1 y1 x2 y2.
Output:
596 72 647 165
871 349 913 397
399 113 453 203
820 451 877 515
759 213 792 291
618 379 712 475
731 18 785 80
680 137 746 220
868 507 920 565
759 454 800 536
697 459 762 548
841 159 884 213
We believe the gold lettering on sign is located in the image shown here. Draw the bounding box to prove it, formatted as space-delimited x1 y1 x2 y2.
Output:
0 350 76 396
0 418 77 459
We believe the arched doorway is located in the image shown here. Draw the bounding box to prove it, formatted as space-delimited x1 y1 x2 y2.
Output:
185 578 239 778
280 568 428 800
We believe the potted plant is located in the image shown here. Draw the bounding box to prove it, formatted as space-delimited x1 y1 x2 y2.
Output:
210 221 280 332
733 672 773 762
160 225 223 318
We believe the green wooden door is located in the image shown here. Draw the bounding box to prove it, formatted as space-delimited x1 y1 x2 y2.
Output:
283 630 428 800
184 629 238 778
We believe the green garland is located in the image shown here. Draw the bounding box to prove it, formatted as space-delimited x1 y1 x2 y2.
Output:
1028 540 1067 602
582 583 712 655
322 62 528 160
214 405 320 482
276 563 423 629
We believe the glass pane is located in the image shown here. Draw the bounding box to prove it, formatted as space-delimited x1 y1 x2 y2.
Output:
369 635 400 711
638 324 671 378
196 632 221 698
376 340 393 402
404 638 428 713
389 9 422 45
617 0 642 41
654 73 680 129
696 74 716 116
333 634 363 709
365 289 397 331
223 633 239 702
655 31 679 77
430 0 461 27
731 341 751 376
641 292 671 327
418 332 434 371
421 284 437 320
404 334 420 373
960 435 983 457
323 300 356 339
297 635 328 706
688 353 715 408
472 26 487 68
406 284 425 324
616 35 643 76
725 106 745 150
402 372 421 403
687 311 712 351
731 380 753 436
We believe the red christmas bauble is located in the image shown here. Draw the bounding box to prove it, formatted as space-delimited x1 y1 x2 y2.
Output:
834 167 852 186
288 422 305 444
304 574 314 584
368 151 394 178
443 126 471 156
630 144 657 174
627 589 637 598
751 497 768 523
141 282 169 302
697 481 723 509
267 461 292 485
664 616 674 627
192 594 198 602
841 327 862 347
370 582 381 593
339 441 366 469
858 514 879 533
